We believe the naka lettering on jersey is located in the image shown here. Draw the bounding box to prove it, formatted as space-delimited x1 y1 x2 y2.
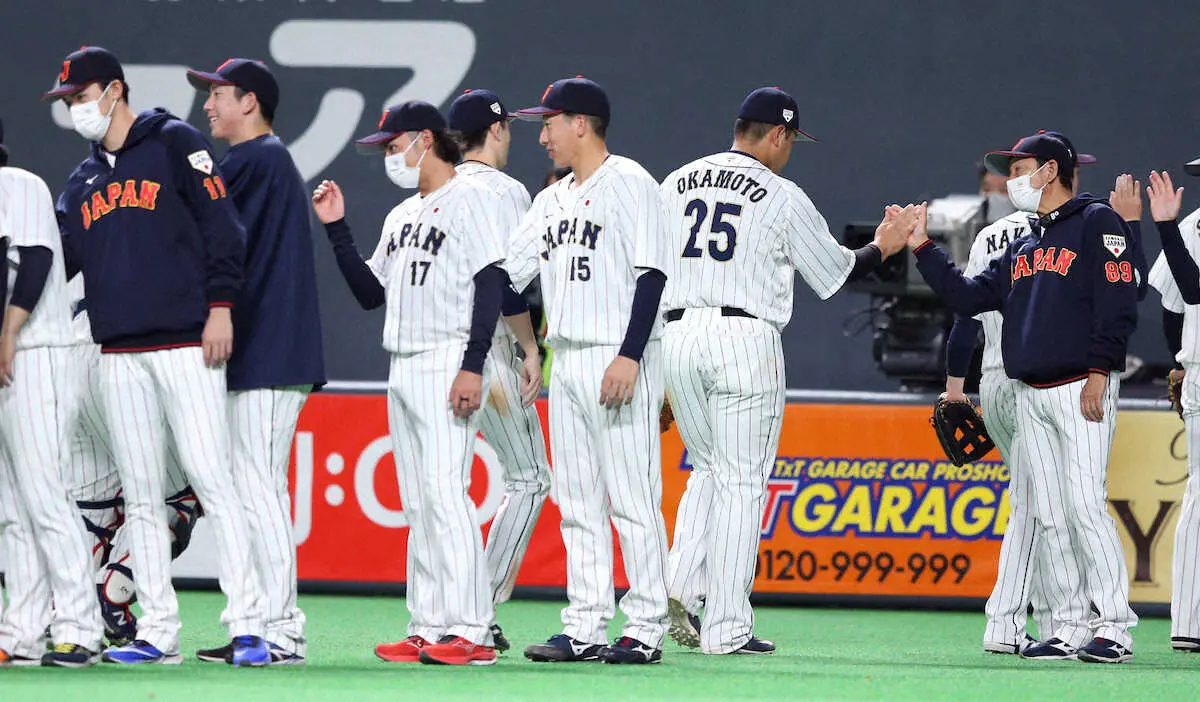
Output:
540 217 601 260
985 222 1027 255
675 168 769 203
1010 246 1077 283
80 179 163 230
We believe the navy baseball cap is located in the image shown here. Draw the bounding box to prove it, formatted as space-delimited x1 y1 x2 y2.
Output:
985 130 1097 176
448 89 515 133
355 101 447 154
516 76 610 122
738 87 816 142
186 59 280 116
43 46 124 100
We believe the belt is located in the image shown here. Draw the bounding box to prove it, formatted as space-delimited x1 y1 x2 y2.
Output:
664 307 756 322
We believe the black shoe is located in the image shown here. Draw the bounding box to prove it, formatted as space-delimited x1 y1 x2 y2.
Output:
1076 637 1132 664
1172 636 1200 652
196 643 233 663
490 624 510 653
1019 637 1078 661
524 634 603 662
600 637 662 664
732 637 775 655
41 644 100 668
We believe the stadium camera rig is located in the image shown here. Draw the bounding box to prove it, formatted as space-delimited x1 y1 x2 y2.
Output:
842 195 989 391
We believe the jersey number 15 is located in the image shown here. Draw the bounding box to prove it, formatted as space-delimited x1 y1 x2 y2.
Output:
682 199 741 262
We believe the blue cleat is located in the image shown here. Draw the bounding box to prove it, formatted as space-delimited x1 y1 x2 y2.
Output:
102 640 183 665
230 635 270 667
267 642 306 666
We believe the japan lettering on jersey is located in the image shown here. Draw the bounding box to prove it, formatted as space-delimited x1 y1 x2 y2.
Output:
366 177 505 354
505 155 667 347
658 151 854 328
965 211 1034 372
0 166 75 349
1150 207 1200 365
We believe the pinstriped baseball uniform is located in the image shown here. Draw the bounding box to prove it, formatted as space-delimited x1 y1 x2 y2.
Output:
968 213 1087 648
1148 206 1200 643
0 166 103 654
367 175 504 646
455 161 551 606
505 154 671 648
658 151 854 653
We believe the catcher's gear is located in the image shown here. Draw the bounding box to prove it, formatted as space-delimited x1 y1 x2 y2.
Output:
1169 369 1185 419
930 397 995 466
659 396 676 434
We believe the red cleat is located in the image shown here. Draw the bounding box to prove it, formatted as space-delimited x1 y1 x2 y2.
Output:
418 636 497 666
375 636 431 663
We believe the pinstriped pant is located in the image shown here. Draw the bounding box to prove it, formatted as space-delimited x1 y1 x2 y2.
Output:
99 347 266 653
388 344 493 646
477 338 551 607
0 346 102 654
229 387 309 655
1172 365 1200 640
1014 377 1137 648
549 341 669 648
663 311 785 654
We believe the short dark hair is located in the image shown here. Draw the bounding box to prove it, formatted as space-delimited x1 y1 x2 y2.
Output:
233 86 274 125
452 127 491 154
431 129 462 164
110 80 130 104
563 112 607 139
733 118 773 142
1035 156 1075 190
0 144 8 168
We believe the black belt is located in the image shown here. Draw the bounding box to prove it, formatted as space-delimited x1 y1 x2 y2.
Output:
664 307 756 322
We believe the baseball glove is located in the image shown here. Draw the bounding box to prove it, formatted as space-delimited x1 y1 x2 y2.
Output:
930 397 995 466
1168 369 1185 419
660 395 676 434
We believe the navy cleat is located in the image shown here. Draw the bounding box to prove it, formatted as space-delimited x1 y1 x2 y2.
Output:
732 637 776 655
600 636 662 664
490 624 510 653
195 643 232 663
1077 637 1132 664
1171 636 1200 652
102 640 182 665
230 636 270 667
984 632 1038 655
268 642 306 666
1019 637 1078 661
524 634 603 662
41 643 100 668
667 597 700 649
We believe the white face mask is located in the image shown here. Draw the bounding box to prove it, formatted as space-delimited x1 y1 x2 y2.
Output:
69 82 117 142
384 137 427 189
1006 163 1049 213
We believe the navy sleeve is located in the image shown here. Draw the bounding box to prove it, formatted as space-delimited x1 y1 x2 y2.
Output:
1165 308 1184 370
1087 208 1140 374
945 315 982 377
462 265 504 374
618 268 667 362
501 275 530 316
1124 220 1149 301
913 241 1010 316
163 121 246 307
54 187 82 279
846 243 883 282
323 219 385 310
0 238 7 328
1156 219 1200 305
9 246 51 312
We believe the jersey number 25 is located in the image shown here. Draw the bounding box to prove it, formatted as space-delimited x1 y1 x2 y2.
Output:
682 199 741 262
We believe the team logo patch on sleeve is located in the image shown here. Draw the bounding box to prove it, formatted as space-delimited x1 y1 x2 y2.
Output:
187 150 214 175
1103 233 1127 258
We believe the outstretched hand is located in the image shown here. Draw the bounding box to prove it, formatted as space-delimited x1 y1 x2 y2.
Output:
1109 173 1142 222
1147 171 1184 223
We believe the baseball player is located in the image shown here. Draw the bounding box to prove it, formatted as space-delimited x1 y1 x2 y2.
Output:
46 46 269 666
0 117 105 668
911 130 1139 663
313 100 509 667
505 76 672 665
185 58 326 666
447 88 550 653
1143 169 1200 652
658 87 915 655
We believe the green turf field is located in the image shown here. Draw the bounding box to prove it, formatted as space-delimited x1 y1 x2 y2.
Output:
1 591 1194 701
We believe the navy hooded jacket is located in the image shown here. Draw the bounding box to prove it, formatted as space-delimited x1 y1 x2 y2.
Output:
56 108 245 351
915 194 1138 387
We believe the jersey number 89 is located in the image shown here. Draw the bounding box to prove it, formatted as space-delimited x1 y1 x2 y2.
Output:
682 199 741 262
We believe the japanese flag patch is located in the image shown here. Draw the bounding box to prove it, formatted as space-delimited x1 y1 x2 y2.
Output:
187 150 214 175
1103 233 1127 258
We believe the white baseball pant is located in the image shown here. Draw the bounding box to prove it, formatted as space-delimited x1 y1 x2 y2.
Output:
1172 364 1200 641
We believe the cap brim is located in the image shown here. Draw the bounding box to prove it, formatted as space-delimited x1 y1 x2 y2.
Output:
186 69 233 93
514 106 561 122
1185 157 1200 177
795 126 818 143
1077 153 1097 165
353 131 399 155
984 150 1037 176
41 82 89 101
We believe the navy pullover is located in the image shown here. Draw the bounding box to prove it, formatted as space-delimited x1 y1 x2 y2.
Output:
220 134 326 391
915 194 1138 387
56 108 245 351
